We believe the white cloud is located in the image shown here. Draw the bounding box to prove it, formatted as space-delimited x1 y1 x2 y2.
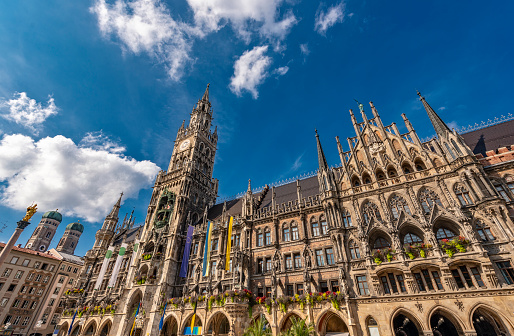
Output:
186 0 297 43
438 106 446 111
273 66 289 76
1 92 58 134
315 2 345 35
0 133 160 222
300 43 310 56
90 0 196 81
229 45 272 99
80 131 126 154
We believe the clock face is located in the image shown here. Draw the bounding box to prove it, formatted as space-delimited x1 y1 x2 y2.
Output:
179 139 190 151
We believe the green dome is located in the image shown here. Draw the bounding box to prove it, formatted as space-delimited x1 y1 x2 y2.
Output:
66 222 84 233
42 210 62 222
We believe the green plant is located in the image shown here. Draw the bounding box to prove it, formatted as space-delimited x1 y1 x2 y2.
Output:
243 316 271 336
282 317 315 336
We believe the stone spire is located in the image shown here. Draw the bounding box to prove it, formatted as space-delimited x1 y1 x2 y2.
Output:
108 193 123 220
417 91 450 138
202 83 210 102
315 130 329 171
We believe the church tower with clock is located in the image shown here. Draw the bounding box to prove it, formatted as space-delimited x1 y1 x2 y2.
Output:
116 84 219 335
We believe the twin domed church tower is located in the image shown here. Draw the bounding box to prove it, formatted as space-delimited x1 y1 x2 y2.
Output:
24 209 84 255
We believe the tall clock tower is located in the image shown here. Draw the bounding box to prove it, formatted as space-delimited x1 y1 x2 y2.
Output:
125 85 218 329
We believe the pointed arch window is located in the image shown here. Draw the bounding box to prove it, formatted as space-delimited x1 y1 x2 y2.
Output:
419 188 443 214
435 228 457 241
362 201 382 224
349 240 361 259
451 139 463 155
403 233 422 244
373 237 391 249
475 220 495 242
320 215 328 235
444 142 457 160
311 217 320 237
389 195 411 219
342 209 352 227
454 184 473 206
414 158 426 171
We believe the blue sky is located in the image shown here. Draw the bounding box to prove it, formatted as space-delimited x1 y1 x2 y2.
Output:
0 0 513 256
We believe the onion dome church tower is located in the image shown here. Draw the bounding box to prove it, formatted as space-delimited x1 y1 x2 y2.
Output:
56 221 84 255
25 210 62 252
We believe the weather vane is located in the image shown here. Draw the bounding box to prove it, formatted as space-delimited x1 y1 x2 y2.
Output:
354 99 364 112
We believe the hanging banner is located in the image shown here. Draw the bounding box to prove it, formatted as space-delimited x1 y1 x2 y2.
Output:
225 217 233 271
94 245 114 290
107 243 127 288
202 221 212 277
179 225 195 278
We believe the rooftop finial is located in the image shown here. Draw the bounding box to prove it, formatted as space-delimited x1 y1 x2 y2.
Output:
202 83 210 101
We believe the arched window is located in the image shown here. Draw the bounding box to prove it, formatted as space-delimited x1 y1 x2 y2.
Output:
362 201 382 224
342 209 352 227
311 217 320 237
436 228 457 241
389 195 411 218
402 162 413 174
320 215 328 235
373 237 391 249
475 220 495 242
362 173 372 184
451 139 463 155
376 169 386 181
352 175 361 187
414 158 426 171
419 188 443 214
454 184 473 206
199 142 204 151
387 167 397 178
349 240 361 259
403 233 422 244
444 142 456 160
282 224 290 242
367 317 380 336
291 223 299 240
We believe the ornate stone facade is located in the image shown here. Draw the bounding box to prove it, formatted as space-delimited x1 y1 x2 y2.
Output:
57 87 514 336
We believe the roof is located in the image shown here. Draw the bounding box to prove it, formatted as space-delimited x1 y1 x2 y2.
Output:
65 222 84 233
113 226 142 245
461 120 514 156
0 243 61 260
47 249 84 265
42 210 62 222
207 175 320 221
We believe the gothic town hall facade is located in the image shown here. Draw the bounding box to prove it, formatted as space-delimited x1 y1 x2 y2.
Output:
58 86 514 336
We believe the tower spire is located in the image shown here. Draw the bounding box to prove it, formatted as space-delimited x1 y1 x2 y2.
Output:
417 91 450 138
202 83 210 102
108 192 123 219
315 130 329 171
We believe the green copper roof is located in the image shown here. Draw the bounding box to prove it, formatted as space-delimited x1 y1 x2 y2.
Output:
42 210 62 222
66 222 84 233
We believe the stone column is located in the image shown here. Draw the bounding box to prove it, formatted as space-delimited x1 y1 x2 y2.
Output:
0 221 30 268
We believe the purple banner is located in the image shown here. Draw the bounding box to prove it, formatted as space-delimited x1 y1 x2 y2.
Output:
179 225 195 277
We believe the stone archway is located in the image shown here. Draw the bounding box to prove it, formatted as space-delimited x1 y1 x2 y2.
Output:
318 311 349 336
69 326 81 336
280 312 302 332
206 312 230 336
472 307 510 336
83 321 96 336
57 322 69 336
98 320 111 336
182 313 203 335
161 315 179 336
124 290 143 336
393 313 422 336
430 309 463 336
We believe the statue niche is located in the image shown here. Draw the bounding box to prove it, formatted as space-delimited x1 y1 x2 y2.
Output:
154 189 176 229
